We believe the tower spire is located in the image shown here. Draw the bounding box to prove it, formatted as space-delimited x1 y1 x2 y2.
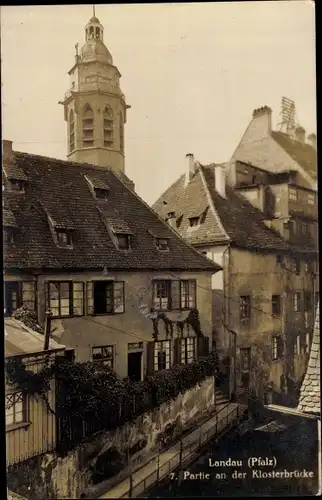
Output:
93 4 95 17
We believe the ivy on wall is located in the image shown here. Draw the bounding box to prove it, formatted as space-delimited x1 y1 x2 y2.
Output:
5 352 217 425
151 307 203 340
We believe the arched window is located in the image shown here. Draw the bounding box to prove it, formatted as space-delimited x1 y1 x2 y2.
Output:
83 104 94 147
119 112 124 154
95 27 100 39
69 110 75 152
103 105 114 147
89 26 94 39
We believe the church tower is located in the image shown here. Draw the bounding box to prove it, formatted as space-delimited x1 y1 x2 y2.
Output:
59 8 130 175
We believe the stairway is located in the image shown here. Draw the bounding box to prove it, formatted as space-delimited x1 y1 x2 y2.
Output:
215 388 230 410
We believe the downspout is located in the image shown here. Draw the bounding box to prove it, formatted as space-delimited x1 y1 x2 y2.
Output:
223 242 235 400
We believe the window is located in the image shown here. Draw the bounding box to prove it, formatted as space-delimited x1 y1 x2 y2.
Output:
240 295 251 319
6 392 26 426
156 238 169 251
272 335 283 361
55 229 72 247
47 281 84 317
305 332 310 352
180 337 197 364
189 217 199 227
180 280 197 309
154 340 171 371
292 258 301 275
119 112 124 154
292 292 301 312
293 335 300 355
82 104 94 147
88 281 124 315
4 228 15 244
69 110 75 152
8 180 25 192
152 279 196 311
116 234 131 250
92 345 114 368
103 106 114 147
94 188 109 200
308 193 315 205
240 347 251 371
304 292 313 311
299 223 307 235
272 295 281 316
304 311 309 328
5 281 36 316
289 188 297 201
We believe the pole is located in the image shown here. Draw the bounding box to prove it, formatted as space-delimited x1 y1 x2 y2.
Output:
43 310 52 351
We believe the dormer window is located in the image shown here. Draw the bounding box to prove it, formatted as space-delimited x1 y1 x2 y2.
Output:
167 211 175 219
8 180 25 192
4 228 15 244
189 217 199 227
94 188 109 200
156 238 169 251
55 229 73 247
116 234 131 250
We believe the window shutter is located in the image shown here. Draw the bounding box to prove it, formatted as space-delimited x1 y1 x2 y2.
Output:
173 338 181 365
146 341 155 376
86 282 94 315
171 281 180 310
113 281 125 313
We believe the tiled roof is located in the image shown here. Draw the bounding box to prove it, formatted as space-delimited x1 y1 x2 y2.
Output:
3 162 28 181
297 302 320 416
153 164 293 252
5 318 65 357
271 131 317 180
3 208 18 228
3 151 220 272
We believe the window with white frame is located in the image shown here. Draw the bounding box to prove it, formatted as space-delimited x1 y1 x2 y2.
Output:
305 332 310 353
180 337 197 364
5 281 36 316
308 193 315 205
46 281 84 317
6 391 26 426
180 280 197 309
154 340 171 371
304 311 309 328
272 335 283 361
292 292 301 312
87 281 124 315
289 188 297 201
152 280 196 311
294 335 300 355
92 345 114 368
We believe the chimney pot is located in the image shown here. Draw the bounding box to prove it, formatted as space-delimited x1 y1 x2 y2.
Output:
2 140 13 158
214 164 226 198
184 153 197 187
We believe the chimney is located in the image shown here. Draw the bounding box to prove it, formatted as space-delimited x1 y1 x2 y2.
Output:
295 126 306 143
214 164 226 198
184 153 197 187
252 105 272 133
307 133 317 150
2 140 13 159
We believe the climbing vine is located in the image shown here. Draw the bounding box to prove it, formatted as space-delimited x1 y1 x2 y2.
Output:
5 352 217 426
151 307 203 341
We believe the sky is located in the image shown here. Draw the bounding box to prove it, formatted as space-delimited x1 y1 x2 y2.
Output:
1 2 316 205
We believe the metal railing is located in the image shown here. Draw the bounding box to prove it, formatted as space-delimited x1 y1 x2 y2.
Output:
114 402 246 498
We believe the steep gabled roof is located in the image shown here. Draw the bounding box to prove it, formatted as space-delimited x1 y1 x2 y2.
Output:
153 168 228 246
297 302 320 416
271 131 317 180
3 151 220 272
153 164 292 253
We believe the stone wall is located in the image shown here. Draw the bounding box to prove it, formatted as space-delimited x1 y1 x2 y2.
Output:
7 376 215 499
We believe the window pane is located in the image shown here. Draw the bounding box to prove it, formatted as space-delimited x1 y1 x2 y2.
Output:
6 412 14 425
114 282 124 313
60 283 70 298
49 283 59 299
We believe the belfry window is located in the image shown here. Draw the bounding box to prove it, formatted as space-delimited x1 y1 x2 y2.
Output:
103 106 114 147
69 110 75 152
83 104 94 147
119 112 124 154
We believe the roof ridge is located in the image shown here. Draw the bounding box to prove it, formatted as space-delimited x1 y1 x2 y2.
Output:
14 150 114 172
